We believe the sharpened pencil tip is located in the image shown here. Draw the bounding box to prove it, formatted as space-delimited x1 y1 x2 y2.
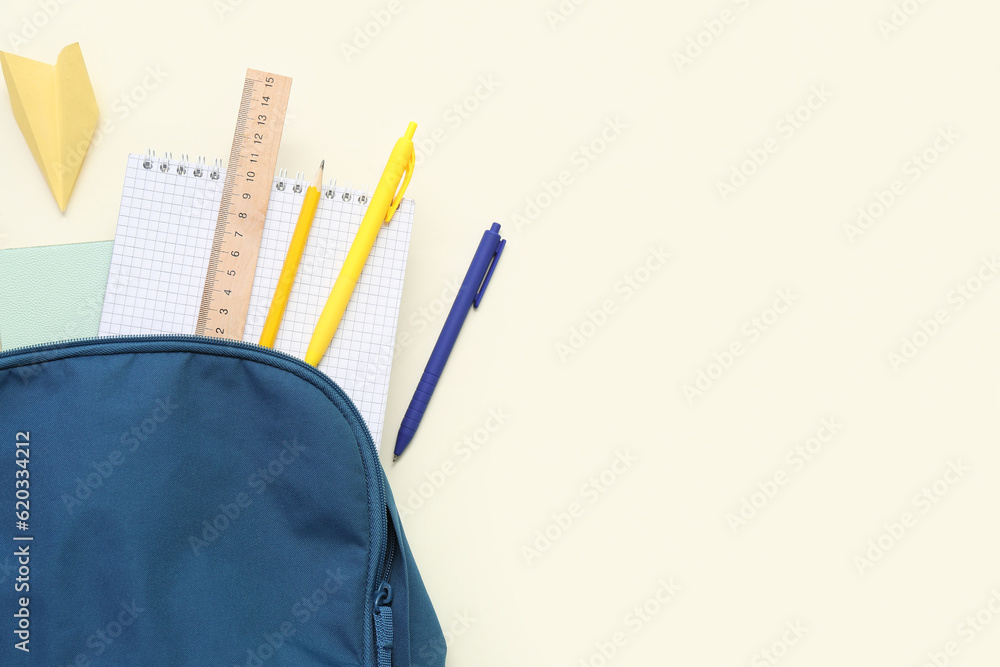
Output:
311 161 325 189
320 159 325 169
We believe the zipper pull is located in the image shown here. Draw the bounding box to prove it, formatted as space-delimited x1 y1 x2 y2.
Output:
374 582 393 667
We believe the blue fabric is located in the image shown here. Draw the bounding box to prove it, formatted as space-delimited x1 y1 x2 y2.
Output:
0 336 445 666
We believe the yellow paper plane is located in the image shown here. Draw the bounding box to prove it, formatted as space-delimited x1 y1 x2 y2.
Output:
0 43 99 212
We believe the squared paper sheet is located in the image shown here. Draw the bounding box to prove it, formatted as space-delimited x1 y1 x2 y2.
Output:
99 153 413 449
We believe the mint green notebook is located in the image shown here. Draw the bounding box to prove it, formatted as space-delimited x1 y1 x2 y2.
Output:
0 241 112 351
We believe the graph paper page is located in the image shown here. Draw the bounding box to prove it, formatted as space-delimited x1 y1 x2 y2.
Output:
99 153 414 450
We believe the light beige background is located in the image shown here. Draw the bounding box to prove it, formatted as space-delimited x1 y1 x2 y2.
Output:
2 0 999 665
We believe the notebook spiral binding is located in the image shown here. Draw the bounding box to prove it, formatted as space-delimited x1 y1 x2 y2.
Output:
141 149 371 204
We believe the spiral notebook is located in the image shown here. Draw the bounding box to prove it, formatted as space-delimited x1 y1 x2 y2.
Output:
99 152 414 450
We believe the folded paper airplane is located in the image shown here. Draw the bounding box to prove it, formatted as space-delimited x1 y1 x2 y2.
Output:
0 43 99 212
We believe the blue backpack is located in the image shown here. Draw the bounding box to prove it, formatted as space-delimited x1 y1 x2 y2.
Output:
0 335 445 666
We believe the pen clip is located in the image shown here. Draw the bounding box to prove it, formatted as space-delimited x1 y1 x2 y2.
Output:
474 239 505 308
385 147 415 223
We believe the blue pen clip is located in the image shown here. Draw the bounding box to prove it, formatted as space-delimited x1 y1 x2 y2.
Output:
473 238 505 308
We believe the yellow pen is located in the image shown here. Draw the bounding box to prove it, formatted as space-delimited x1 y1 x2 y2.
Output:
259 160 324 348
305 123 416 366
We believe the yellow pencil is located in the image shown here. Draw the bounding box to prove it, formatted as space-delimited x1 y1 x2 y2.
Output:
305 123 416 366
259 160 324 348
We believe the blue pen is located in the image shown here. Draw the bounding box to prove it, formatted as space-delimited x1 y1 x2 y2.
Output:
393 223 506 461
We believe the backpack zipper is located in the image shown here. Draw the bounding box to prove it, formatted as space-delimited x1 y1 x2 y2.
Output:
0 334 395 666
373 504 397 666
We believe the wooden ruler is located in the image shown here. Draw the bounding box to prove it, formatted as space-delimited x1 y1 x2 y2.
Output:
196 68 292 340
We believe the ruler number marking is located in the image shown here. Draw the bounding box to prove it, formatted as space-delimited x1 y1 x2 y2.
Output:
196 70 291 339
